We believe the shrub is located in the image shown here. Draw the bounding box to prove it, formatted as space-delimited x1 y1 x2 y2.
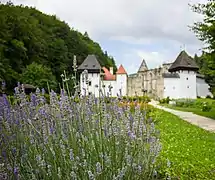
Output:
206 95 212 99
201 102 212 112
121 96 151 103
159 97 170 104
175 99 196 108
0 89 161 179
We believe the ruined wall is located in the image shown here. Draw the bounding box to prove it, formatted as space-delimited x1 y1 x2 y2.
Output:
127 63 172 99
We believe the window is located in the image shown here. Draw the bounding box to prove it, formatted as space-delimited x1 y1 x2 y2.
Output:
164 87 166 90
187 86 189 88
88 81 92 86
186 77 188 80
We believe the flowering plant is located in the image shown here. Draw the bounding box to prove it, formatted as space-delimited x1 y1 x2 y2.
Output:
0 72 161 179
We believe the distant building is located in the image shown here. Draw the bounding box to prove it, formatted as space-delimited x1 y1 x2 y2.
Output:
78 55 127 97
127 50 212 99
78 51 212 99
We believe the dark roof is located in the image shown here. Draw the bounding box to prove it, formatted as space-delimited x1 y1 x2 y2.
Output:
162 73 180 78
138 59 148 72
169 51 199 72
78 54 101 72
128 73 137 77
19 84 36 89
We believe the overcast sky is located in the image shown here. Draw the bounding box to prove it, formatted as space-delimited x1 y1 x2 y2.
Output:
10 0 207 74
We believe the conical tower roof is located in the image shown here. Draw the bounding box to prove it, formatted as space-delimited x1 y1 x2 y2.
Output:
169 51 199 72
138 59 148 72
116 64 127 74
78 54 101 73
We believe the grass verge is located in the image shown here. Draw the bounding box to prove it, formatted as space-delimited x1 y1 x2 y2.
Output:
163 104 215 120
153 109 215 179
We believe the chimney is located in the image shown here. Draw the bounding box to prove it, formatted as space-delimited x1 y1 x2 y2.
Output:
109 67 113 74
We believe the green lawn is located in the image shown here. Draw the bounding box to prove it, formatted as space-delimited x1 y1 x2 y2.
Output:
153 109 215 179
164 104 215 120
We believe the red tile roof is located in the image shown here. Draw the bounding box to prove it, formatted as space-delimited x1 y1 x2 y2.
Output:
116 64 127 74
102 67 116 81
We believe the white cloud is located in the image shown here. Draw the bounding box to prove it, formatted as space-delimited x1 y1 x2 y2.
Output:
10 0 208 74
11 0 206 43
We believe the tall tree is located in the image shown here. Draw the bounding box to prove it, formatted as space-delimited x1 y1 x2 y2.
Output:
0 2 117 94
191 0 215 96
21 62 57 90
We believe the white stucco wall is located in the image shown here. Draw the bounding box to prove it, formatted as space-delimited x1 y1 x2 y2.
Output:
163 78 181 99
80 72 101 97
101 80 117 96
80 72 128 97
178 70 197 99
196 78 212 97
116 74 127 96
164 70 197 99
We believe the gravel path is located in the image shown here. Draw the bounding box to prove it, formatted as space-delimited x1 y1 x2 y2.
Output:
149 101 215 132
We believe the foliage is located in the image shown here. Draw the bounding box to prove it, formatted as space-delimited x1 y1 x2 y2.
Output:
191 1 215 94
201 102 212 112
122 96 151 103
164 98 215 120
159 97 170 104
21 62 57 90
152 109 215 179
0 89 161 179
0 2 117 93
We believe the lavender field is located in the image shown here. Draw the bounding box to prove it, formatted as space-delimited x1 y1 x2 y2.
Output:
0 87 161 179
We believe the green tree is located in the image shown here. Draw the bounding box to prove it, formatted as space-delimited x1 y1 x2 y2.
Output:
21 62 57 90
0 2 117 93
191 0 215 96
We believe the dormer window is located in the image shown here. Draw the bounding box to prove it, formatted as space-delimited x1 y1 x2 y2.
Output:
84 64 88 67
93 64 96 67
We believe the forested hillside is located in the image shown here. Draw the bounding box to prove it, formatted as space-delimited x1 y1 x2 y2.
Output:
0 2 116 93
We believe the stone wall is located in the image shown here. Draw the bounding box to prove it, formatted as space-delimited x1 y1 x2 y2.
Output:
127 63 172 99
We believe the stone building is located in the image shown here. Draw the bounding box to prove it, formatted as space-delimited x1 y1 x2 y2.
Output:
127 59 171 99
77 51 211 99
127 50 212 99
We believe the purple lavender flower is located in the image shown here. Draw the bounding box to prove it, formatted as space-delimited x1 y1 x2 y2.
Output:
128 131 136 140
30 94 37 106
12 148 16 156
96 162 102 174
13 167 19 179
3 94 10 108
1 81 6 90
42 88 45 95
69 149 74 161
